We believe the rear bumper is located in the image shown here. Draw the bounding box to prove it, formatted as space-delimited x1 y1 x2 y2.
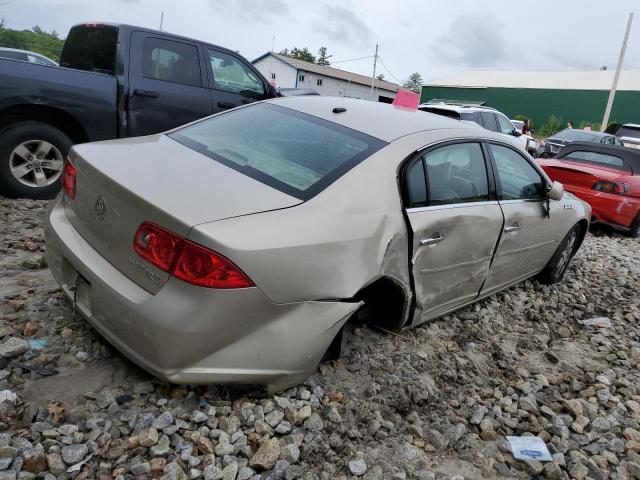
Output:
564 186 640 228
45 196 360 393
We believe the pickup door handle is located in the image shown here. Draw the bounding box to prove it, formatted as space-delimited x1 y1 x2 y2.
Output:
420 232 444 246
504 222 522 232
133 89 159 98
217 101 237 109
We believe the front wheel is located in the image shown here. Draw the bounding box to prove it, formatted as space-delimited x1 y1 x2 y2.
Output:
0 121 72 199
537 224 581 284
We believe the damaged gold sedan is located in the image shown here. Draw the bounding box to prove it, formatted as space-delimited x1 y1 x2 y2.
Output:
45 96 590 392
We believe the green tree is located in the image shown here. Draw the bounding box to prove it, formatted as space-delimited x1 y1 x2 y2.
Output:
279 47 315 63
538 115 564 138
376 73 385 81
317 46 330 66
403 72 423 93
0 24 64 62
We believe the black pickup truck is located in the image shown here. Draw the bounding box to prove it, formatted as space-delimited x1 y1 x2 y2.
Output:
0 23 277 198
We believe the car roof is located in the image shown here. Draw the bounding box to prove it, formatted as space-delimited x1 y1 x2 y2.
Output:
555 141 640 174
418 103 496 113
622 124 640 129
266 96 486 142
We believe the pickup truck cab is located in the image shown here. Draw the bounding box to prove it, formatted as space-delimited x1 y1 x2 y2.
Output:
0 23 276 198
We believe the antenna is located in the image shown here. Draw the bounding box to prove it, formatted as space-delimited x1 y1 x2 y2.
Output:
159 10 164 31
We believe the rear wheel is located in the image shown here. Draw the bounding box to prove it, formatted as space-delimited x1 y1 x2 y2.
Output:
630 214 640 238
0 121 72 199
537 224 581 284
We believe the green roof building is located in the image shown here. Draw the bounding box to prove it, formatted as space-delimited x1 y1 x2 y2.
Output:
420 69 640 130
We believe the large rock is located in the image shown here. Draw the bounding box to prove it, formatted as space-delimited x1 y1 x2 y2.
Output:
0 338 28 358
202 465 222 480
139 427 159 447
249 438 280 471
22 444 46 473
61 444 88 465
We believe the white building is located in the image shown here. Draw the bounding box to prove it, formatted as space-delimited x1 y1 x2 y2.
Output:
252 52 400 102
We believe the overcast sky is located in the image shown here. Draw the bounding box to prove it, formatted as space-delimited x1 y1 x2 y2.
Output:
2 0 639 84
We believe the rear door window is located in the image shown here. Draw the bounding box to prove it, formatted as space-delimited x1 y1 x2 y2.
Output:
169 103 387 200
0 50 29 61
481 112 498 132
143 38 201 87
563 150 626 170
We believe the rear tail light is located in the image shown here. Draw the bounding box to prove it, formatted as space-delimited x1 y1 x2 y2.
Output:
61 157 77 199
592 181 630 196
133 222 254 289
172 240 254 288
133 222 182 272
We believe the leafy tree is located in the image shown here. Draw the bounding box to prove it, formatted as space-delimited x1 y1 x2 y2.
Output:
317 47 330 66
0 24 64 62
538 115 564 138
403 72 423 93
279 47 315 63
376 73 385 81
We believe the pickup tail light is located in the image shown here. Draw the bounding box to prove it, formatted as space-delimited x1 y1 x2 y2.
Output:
592 181 630 196
133 222 254 289
61 157 77 200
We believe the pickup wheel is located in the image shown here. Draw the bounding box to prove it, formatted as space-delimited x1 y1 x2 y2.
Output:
0 121 72 199
536 223 581 284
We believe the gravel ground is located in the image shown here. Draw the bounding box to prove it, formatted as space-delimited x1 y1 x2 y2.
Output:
1 197 640 480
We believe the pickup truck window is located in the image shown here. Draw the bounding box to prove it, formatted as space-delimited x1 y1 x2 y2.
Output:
209 50 265 98
143 38 201 87
60 25 117 74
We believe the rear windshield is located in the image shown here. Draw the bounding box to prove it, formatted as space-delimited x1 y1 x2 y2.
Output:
60 25 117 74
562 150 627 171
552 128 601 142
169 103 387 200
420 107 461 120
616 126 640 139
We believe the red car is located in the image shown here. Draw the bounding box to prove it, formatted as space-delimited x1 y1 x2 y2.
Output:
537 142 640 237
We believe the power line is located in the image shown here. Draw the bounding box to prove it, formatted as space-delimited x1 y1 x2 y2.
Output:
376 55 403 84
330 55 375 64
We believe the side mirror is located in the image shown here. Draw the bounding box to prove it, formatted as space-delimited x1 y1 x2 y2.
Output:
512 129 522 137
547 181 564 201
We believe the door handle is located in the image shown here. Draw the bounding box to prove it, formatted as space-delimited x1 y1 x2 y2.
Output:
217 101 237 109
241 98 256 104
133 89 159 98
420 232 444 246
504 222 522 232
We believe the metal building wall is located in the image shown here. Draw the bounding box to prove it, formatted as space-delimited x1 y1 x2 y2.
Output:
420 86 640 129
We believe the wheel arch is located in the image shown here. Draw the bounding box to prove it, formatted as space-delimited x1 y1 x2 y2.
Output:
0 104 88 144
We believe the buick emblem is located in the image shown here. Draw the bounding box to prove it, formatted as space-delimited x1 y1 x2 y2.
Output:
95 196 107 220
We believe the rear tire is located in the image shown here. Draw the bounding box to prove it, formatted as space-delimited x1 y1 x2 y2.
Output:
630 214 640 238
537 224 581 284
0 121 72 199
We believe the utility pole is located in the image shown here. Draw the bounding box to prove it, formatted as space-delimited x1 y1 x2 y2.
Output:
601 12 633 132
369 44 378 101
159 10 164 31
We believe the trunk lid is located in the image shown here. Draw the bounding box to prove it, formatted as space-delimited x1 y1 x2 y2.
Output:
65 134 301 293
538 158 623 190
